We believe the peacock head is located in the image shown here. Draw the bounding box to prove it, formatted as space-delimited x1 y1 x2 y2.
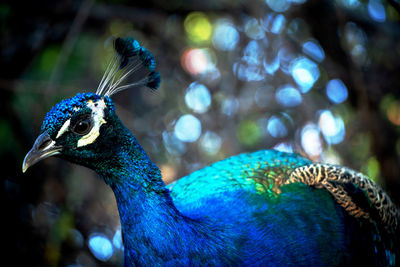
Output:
22 37 161 173
23 93 116 171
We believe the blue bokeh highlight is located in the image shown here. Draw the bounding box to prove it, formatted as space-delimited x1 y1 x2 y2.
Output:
290 57 320 93
302 40 325 62
213 20 239 51
174 114 202 142
88 233 114 262
185 82 211 113
275 85 302 107
326 79 348 104
368 0 386 22
319 110 346 144
267 116 288 138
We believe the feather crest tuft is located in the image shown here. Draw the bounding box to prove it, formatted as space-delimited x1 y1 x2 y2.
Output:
96 37 161 97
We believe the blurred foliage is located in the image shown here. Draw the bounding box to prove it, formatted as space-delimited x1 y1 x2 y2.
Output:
1 0 400 266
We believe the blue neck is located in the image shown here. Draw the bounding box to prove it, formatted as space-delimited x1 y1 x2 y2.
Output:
94 123 237 265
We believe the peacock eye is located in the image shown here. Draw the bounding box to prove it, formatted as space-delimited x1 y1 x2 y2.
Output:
71 115 93 135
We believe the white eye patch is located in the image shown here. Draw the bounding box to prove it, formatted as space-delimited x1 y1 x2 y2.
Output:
56 119 71 139
77 99 107 147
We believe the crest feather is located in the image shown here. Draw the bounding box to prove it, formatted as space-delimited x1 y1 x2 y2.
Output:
96 37 161 97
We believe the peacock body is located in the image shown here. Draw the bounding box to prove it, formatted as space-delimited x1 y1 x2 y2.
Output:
23 37 399 266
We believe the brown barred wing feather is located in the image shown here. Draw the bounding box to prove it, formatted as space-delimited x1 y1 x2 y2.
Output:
287 164 400 233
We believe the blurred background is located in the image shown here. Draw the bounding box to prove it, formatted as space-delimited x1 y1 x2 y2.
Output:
1 0 400 266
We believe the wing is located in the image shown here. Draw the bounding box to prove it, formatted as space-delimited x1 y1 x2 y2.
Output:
287 163 400 234
169 150 399 233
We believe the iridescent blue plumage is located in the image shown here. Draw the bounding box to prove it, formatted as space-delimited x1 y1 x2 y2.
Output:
146 71 161 89
113 37 156 72
139 46 156 71
41 93 102 135
114 37 141 68
23 37 400 267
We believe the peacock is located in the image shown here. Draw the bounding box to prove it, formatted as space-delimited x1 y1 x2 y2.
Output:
22 37 400 266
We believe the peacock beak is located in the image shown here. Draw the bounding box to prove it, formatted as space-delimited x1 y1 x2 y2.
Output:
22 132 62 173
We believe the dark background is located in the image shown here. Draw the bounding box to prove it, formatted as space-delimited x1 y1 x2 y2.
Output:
1 0 400 266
